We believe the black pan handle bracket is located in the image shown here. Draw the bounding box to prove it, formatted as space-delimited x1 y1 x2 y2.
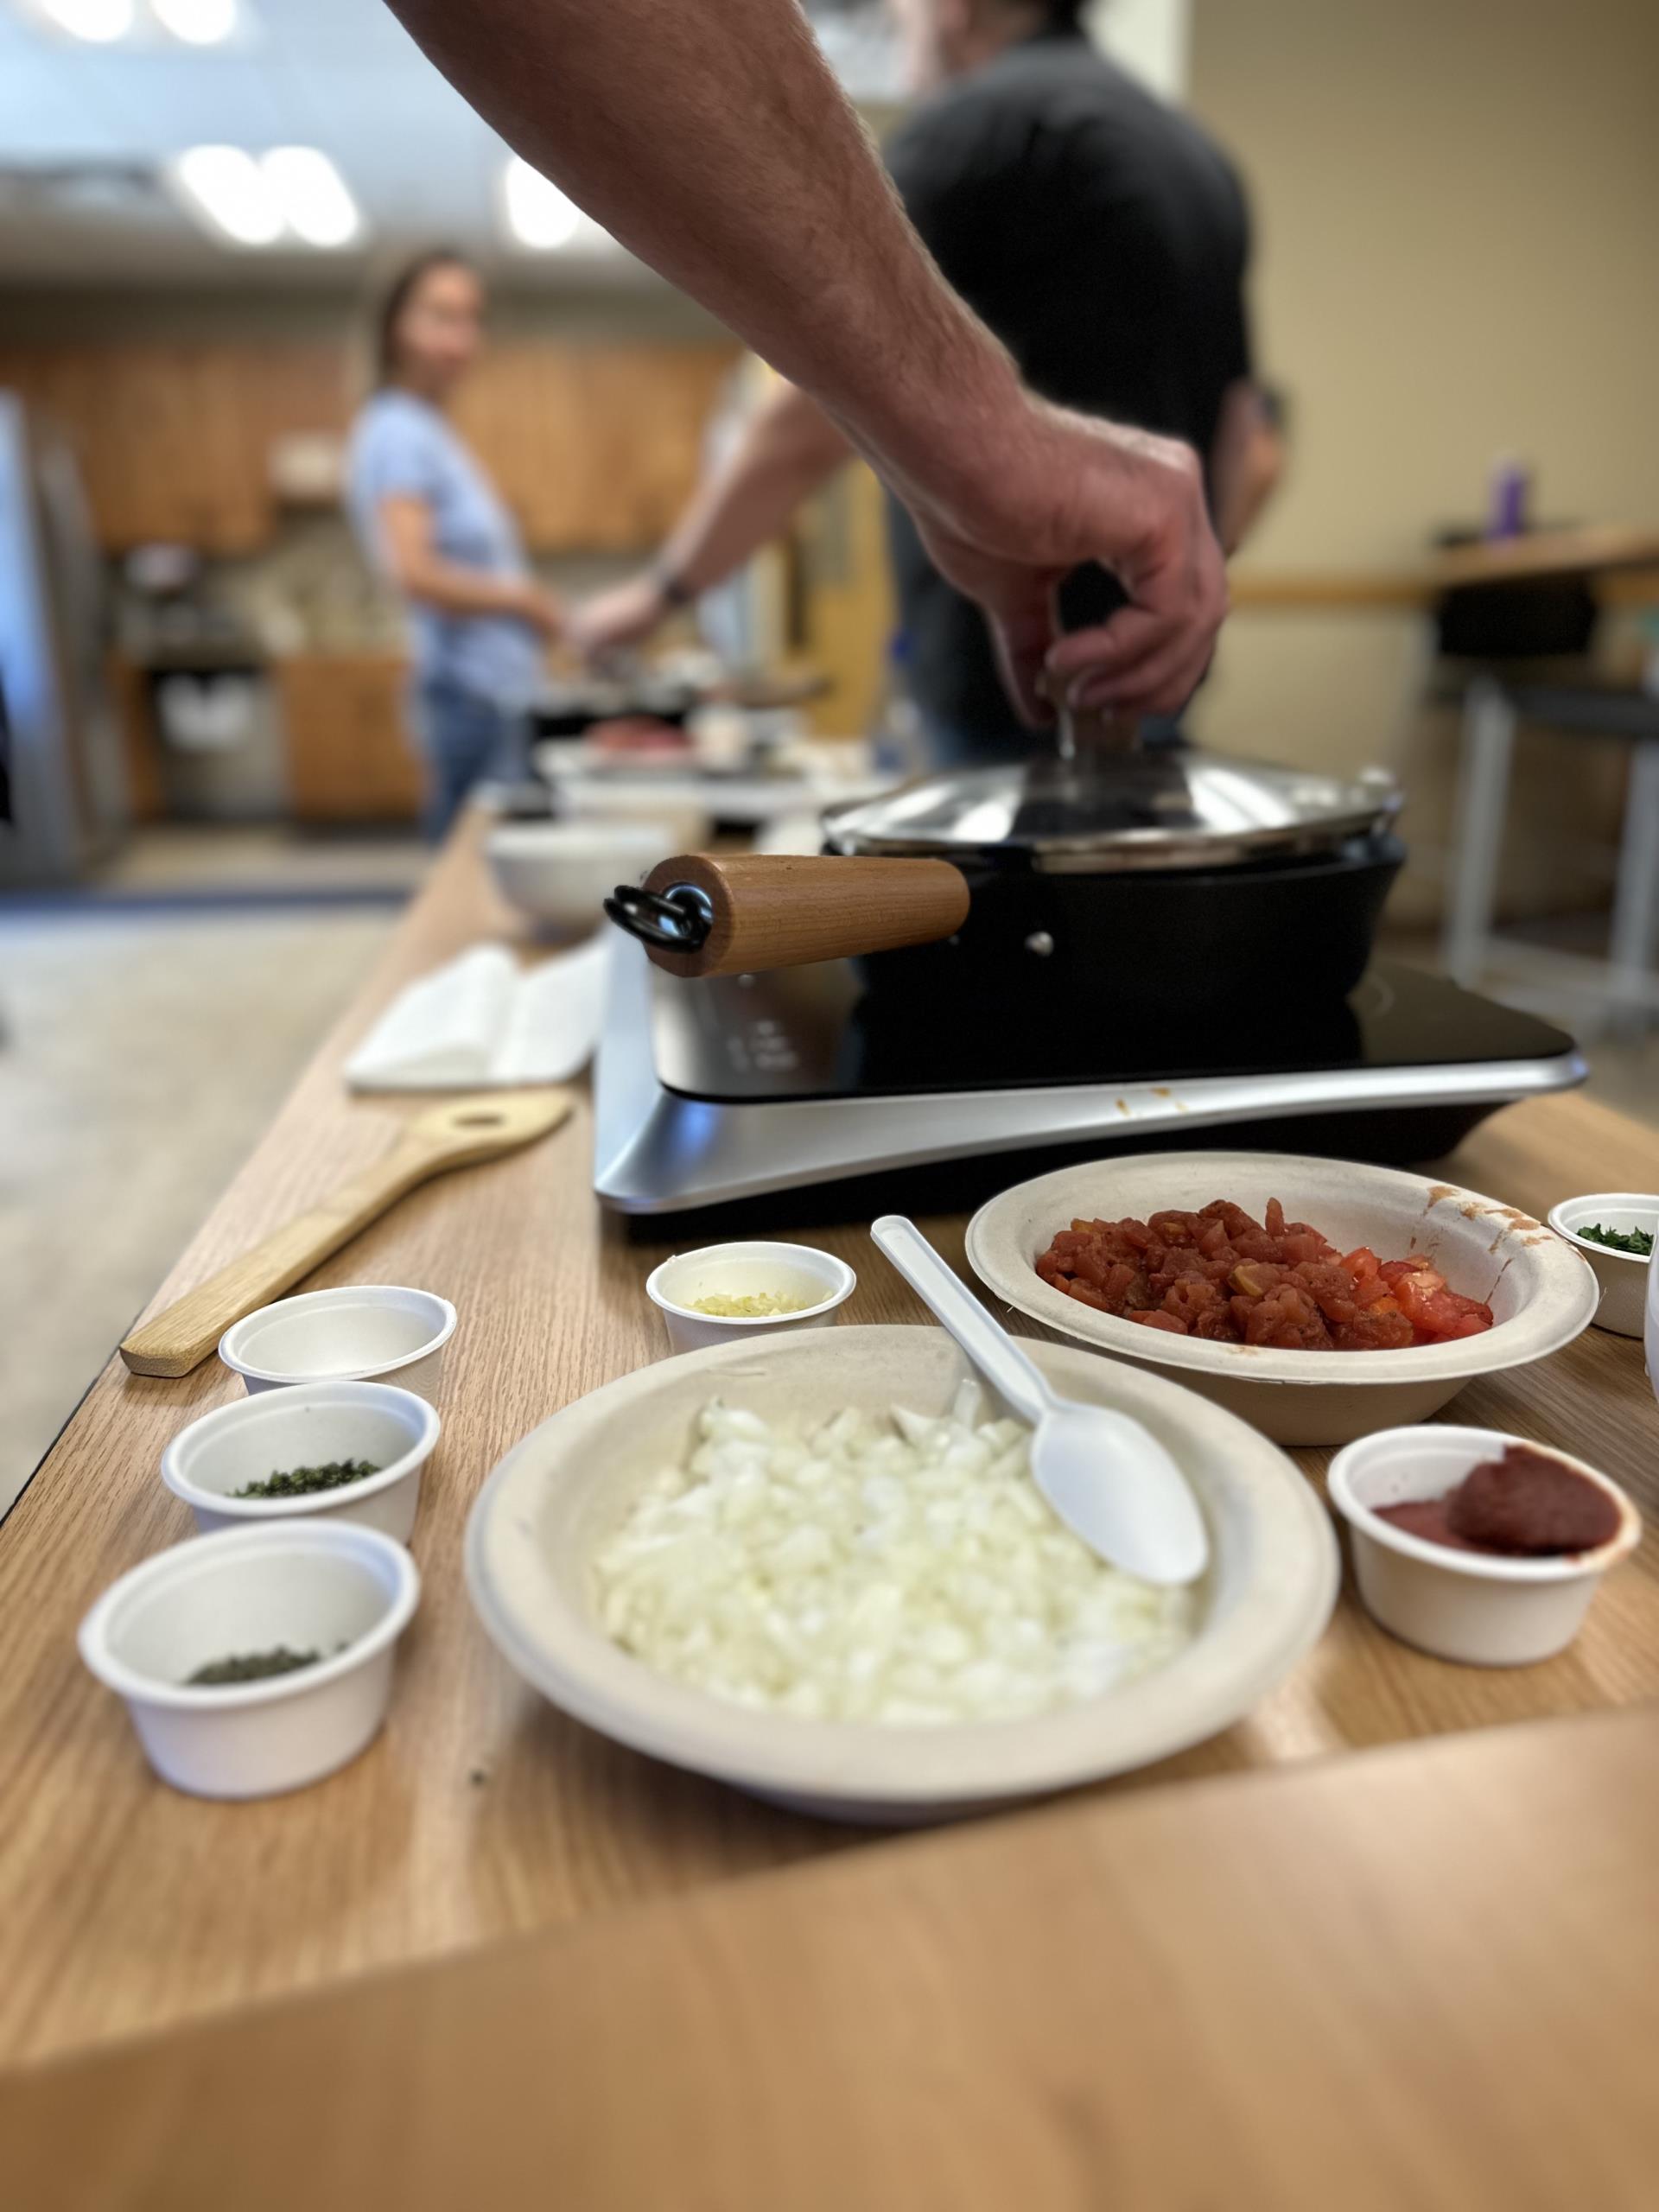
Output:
604 881 714 955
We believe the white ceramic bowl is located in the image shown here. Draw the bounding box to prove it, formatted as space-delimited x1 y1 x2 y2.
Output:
465 1325 1338 1824
219 1285 456 1402
966 1151 1599 1447
1546 1193 1657 1338
161 1381 440 1542
1327 1425 1640 1666
556 790 711 851
78 1522 421 1799
486 820 681 936
645 1241 856 1355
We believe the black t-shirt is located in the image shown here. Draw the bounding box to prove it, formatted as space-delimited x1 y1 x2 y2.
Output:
884 29 1253 748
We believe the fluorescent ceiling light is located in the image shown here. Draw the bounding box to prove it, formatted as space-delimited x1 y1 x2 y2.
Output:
173 144 362 250
503 155 596 250
41 0 135 41
263 146 359 248
174 144 283 245
150 0 237 43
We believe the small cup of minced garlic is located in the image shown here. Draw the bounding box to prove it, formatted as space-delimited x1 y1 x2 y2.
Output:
645 1241 857 1354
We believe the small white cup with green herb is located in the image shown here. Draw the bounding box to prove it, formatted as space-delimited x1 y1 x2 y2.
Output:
79 1522 420 1799
162 1380 440 1543
1547 1193 1657 1338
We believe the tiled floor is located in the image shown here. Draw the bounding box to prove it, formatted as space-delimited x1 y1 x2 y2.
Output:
87 824 427 903
1 903 394 1515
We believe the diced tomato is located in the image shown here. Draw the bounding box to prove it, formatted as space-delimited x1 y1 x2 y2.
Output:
1033 1202 1492 1353
1279 1230 1332 1266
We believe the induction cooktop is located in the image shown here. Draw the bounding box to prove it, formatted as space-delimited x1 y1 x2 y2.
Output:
592 942 1586 1214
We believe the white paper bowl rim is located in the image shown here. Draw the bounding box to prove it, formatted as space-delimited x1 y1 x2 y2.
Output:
464 1325 1339 1808
160 1380 441 1518
966 1150 1599 1389
645 1242 857 1326
1327 1424 1641 1583
218 1286 458 1384
1545 1194 1659 1270
79 1522 421 1710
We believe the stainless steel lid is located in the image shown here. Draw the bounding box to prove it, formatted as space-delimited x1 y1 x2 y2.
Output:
821 750 1402 874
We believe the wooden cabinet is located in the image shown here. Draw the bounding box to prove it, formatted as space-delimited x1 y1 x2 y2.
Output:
452 341 736 552
275 654 423 823
0 344 270 553
0 336 735 557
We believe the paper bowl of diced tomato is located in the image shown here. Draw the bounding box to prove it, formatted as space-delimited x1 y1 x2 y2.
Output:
965 1151 1600 1446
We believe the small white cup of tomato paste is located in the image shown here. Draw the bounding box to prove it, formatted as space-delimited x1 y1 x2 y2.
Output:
1328 1425 1640 1667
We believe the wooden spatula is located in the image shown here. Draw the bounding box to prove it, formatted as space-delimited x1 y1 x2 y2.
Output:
119 1089 575 1380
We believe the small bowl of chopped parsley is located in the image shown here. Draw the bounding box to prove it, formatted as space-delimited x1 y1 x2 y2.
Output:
1548 1192 1658 1338
78 1520 421 1798
161 1379 441 1543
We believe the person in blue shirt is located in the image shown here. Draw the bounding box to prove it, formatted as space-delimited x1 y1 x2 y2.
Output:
346 250 564 840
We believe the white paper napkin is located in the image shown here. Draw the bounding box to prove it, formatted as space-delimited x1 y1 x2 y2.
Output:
344 936 610 1091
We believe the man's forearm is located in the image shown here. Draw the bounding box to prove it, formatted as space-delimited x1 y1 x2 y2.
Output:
661 385 851 598
384 0 1017 514
385 0 1228 719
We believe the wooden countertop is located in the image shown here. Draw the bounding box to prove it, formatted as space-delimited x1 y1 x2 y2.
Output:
10 1701 1659 2209
3 811 1657 2075
1230 527 1659 610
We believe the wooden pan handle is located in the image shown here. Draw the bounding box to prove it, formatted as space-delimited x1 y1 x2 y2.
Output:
636 854 970 980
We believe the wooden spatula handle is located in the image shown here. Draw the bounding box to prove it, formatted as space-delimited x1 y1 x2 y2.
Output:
637 853 970 981
119 1089 572 1380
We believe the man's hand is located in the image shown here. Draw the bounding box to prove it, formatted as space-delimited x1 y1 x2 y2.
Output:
569 574 671 664
906 400 1228 726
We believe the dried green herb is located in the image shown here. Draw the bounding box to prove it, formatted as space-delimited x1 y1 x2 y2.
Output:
1580 1223 1654 1258
234 1458 380 1499
187 1646 321 1687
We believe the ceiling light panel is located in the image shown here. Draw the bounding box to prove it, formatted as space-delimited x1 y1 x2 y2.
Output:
173 143 283 245
149 0 237 44
501 155 611 251
262 145 359 246
39 0 136 42
23 0 252 45
171 143 361 250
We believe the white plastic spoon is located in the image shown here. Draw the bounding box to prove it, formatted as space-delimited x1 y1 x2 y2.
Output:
871 1214 1209 1586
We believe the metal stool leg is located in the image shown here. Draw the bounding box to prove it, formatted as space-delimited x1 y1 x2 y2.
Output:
1608 736 1659 1029
1443 675 1516 990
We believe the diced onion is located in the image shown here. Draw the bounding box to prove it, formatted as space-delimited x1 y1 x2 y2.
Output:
592 1386 1197 1726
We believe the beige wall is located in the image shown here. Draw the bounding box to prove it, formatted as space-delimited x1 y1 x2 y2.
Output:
1185 0 1659 918
1192 0 1659 575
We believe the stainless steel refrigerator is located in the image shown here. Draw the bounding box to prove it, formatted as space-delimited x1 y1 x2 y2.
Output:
0 391 128 885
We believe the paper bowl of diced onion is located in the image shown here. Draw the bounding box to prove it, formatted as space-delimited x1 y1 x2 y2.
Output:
465 1324 1337 1824
965 1152 1601 1447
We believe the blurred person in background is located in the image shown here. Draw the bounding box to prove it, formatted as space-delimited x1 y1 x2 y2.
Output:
571 0 1274 766
346 250 564 839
